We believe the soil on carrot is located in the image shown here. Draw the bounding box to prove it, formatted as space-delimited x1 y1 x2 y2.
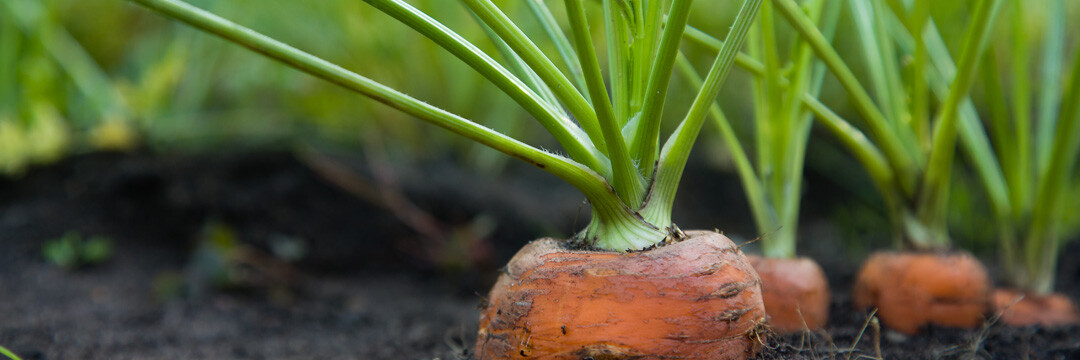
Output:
1 151 1078 359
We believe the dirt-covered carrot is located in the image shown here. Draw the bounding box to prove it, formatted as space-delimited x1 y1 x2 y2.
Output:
477 231 766 360
992 289 1080 327
973 0 1080 327
127 0 768 358
853 251 991 334
747 256 830 332
759 0 1003 333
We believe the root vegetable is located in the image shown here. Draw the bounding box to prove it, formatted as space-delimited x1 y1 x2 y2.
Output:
852 251 990 334
747 255 830 332
992 288 1080 327
475 231 767 360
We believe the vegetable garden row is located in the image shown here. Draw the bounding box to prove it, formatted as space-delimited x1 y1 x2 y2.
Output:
3 0 1079 358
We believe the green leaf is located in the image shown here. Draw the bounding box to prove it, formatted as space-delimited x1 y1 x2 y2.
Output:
42 232 80 269
81 237 115 265
642 0 764 227
563 0 646 208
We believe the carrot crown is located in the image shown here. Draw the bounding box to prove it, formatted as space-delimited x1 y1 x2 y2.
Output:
127 0 764 251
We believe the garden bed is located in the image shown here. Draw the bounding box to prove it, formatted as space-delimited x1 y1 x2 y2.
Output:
1 152 1077 359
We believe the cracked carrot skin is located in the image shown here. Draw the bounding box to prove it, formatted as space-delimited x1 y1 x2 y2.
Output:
475 230 767 360
853 251 991 334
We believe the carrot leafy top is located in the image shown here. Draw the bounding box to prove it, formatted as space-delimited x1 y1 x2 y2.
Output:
128 0 763 251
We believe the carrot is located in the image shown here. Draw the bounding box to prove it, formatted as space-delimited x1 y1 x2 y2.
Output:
475 231 767 360
852 251 991 334
992 289 1080 327
747 255 830 332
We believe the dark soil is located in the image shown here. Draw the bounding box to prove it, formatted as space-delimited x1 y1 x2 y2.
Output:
1 152 1077 359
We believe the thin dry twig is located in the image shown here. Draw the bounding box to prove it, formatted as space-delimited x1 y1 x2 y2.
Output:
737 226 779 250
853 316 883 360
844 309 879 360
938 295 1016 359
298 147 446 243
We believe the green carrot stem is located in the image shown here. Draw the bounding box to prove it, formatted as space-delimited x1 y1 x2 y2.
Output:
636 0 663 110
868 0 920 158
771 0 920 196
804 96 902 216
460 0 607 153
1034 0 1067 192
1024 48 1080 294
683 25 766 75
363 0 604 172
0 345 24 360
980 51 1020 222
675 53 772 250
630 0 693 177
602 0 632 126
468 8 563 114
901 0 931 150
642 0 763 226
747 25 770 190
524 0 591 103
848 0 908 139
768 0 834 259
980 50 1024 278
915 0 1003 250
563 0 646 208
889 15 1014 248
1009 0 1035 218
758 1 785 221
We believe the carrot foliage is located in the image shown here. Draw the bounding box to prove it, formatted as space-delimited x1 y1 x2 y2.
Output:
127 0 764 251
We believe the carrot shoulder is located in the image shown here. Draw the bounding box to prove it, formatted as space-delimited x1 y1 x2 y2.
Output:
476 230 767 360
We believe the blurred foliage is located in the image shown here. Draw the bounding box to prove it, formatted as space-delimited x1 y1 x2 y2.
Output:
184 220 298 303
963 0 1080 257
189 220 244 289
41 231 114 270
948 166 997 254
1 0 568 174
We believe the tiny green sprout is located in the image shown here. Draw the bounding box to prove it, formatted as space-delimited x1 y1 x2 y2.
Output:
42 231 114 270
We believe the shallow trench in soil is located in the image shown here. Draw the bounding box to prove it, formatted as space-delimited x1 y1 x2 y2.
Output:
1 152 1077 359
